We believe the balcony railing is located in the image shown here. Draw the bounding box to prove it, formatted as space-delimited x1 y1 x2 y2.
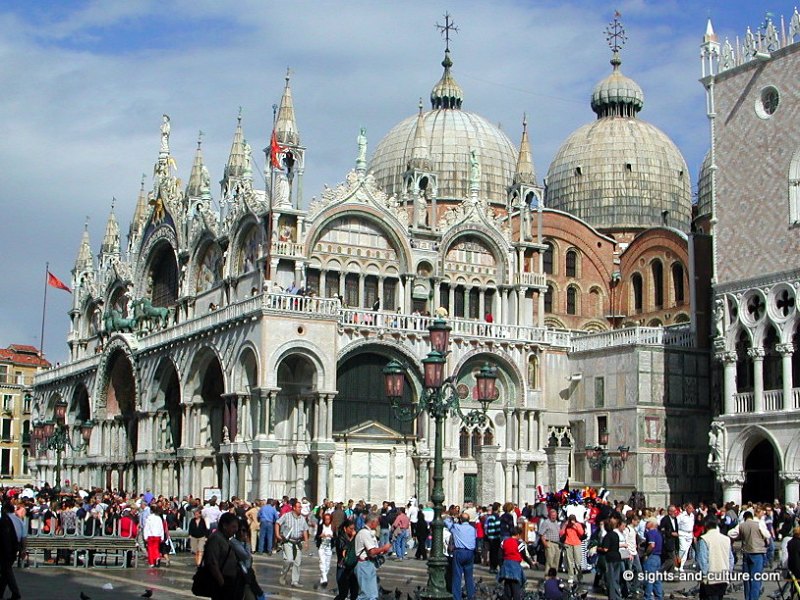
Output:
270 240 305 257
570 325 694 353
732 388 800 414
514 272 547 287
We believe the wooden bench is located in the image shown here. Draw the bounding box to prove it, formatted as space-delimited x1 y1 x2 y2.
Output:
25 536 138 569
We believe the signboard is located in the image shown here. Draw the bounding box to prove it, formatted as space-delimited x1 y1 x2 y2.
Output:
203 487 222 502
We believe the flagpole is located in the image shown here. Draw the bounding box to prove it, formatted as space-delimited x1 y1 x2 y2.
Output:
266 103 278 283
40 262 49 359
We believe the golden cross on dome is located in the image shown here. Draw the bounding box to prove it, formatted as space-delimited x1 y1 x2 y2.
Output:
435 12 459 51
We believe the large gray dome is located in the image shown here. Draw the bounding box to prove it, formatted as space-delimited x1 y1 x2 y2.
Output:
369 49 517 203
369 109 517 202
546 58 691 232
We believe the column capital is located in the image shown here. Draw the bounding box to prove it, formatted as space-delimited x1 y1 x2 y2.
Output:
719 472 745 486
716 351 738 364
779 470 800 483
747 347 766 360
776 343 795 356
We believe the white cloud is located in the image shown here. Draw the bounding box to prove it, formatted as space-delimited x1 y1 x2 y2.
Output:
0 0 714 361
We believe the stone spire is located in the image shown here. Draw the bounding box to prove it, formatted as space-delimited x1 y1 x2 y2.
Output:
129 174 148 242
409 99 431 170
275 69 300 146
514 114 535 185
100 200 120 257
221 110 250 197
187 131 211 200
74 220 93 274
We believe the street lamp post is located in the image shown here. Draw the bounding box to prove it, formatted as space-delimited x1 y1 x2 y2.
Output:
32 399 93 490
383 318 498 600
585 443 630 488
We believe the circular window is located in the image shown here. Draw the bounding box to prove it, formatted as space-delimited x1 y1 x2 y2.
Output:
756 86 780 119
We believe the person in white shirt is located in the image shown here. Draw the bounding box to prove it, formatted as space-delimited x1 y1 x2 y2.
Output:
623 516 642 597
676 504 696 571
202 497 222 531
354 513 391 600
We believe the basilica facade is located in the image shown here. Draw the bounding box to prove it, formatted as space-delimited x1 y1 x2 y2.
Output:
31 25 713 508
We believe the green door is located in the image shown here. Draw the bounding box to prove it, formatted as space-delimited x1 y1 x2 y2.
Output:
463 474 477 504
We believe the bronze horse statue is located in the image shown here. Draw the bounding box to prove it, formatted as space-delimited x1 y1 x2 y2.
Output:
132 298 171 330
103 308 137 334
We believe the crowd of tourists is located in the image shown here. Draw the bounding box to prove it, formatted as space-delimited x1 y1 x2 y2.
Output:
0 482 798 600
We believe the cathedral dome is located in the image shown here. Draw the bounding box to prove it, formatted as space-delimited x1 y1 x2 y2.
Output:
696 150 712 219
546 53 691 232
369 50 517 202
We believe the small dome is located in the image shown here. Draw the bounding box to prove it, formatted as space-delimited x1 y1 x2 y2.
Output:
370 109 517 202
591 58 644 117
546 117 691 231
696 150 712 218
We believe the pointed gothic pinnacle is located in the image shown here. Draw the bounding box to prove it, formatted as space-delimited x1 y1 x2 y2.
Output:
74 219 93 273
188 131 208 198
101 201 120 256
223 111 247 190
514 114 535 185
275 68 300 146
410 98 430 170
704 18 718 43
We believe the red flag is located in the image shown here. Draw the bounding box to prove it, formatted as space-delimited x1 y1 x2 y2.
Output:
270 130 285 169
47 271 71 293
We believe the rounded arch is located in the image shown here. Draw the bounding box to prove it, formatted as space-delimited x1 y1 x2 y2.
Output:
545 316 566 329
334 343 421 436
93 336 140 419
233 343 260 393
143 239 179 307
784 432 800 472
582 319 609 332
439 227 510 284
566 283 580 315
674 313 690 324
542 239 558 275
267 340 328 390
69 383 91 422
452 348 524 406
152 356 182 450
565 247 579 278
184 344 229 402
229 214 262 276
630 271 644 314
305 207 412 274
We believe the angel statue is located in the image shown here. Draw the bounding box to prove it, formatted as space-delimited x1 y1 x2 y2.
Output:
357 127 368 166
469 149 481 186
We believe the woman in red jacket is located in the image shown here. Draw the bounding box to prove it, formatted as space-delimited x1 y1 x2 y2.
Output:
498 526 535 600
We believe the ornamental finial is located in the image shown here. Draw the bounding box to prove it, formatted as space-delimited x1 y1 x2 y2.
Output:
605 11 627 67
435 12 458 52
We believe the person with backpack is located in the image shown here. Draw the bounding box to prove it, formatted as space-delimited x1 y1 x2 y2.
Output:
334 519 359 600
353 513 391 600
485 503 502 573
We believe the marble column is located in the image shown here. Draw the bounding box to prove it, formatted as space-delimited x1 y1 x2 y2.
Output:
503 464 513 502
748 347 765 413
237 455 247 500
721 472 744 504
295 455 306 498
777 343 794 410
229 455 239 500
258 452 272 500
780 471 800 504
718 352 737 415
222 455 230 500
317 455 331 502
325 395 334 440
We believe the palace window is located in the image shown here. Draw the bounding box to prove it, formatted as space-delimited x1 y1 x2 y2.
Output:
544 285 553 313
459 428 470 458
543 243 554 275
0 449 10 476
632 274 643 314
1 395 11 413
0 420 10 442
652 260 664 309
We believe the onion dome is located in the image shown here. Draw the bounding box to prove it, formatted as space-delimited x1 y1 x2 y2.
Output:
545 17 691 232
370 49 517 202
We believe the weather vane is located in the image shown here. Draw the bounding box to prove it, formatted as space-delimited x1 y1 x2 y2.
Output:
435 12 459 51
605 11 627 54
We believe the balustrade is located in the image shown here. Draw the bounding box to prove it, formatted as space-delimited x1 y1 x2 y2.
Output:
764 390 783 412
734 392 755 413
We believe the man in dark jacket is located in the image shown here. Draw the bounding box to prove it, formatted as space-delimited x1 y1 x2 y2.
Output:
659 505 679 572
787 526 800 584
0 503 21 600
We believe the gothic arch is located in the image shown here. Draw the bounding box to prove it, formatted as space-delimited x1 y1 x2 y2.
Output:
190 236 224 295
229 215 262 276
69 383 91 422
784 432 800 472
337 339 423 384
725 424 784 474
135 224 180 299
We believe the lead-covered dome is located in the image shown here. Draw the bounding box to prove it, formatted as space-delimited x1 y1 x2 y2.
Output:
546 53 691 232
696 150 712 219
369 50 517 202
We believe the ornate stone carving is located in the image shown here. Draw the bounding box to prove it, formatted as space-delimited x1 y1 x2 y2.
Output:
747 347 766 360
776 343 795 357
707 420 725 468
719 472 745 486
779 470 800 483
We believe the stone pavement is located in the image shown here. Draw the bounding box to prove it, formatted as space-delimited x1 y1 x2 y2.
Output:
10 549 789 600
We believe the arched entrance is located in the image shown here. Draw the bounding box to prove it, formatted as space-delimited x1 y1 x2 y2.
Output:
743 439 779 503
105 349 138 492
148 242 179 307
275 354 318 499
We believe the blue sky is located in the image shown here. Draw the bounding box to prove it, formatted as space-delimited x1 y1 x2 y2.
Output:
0 0 790 362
